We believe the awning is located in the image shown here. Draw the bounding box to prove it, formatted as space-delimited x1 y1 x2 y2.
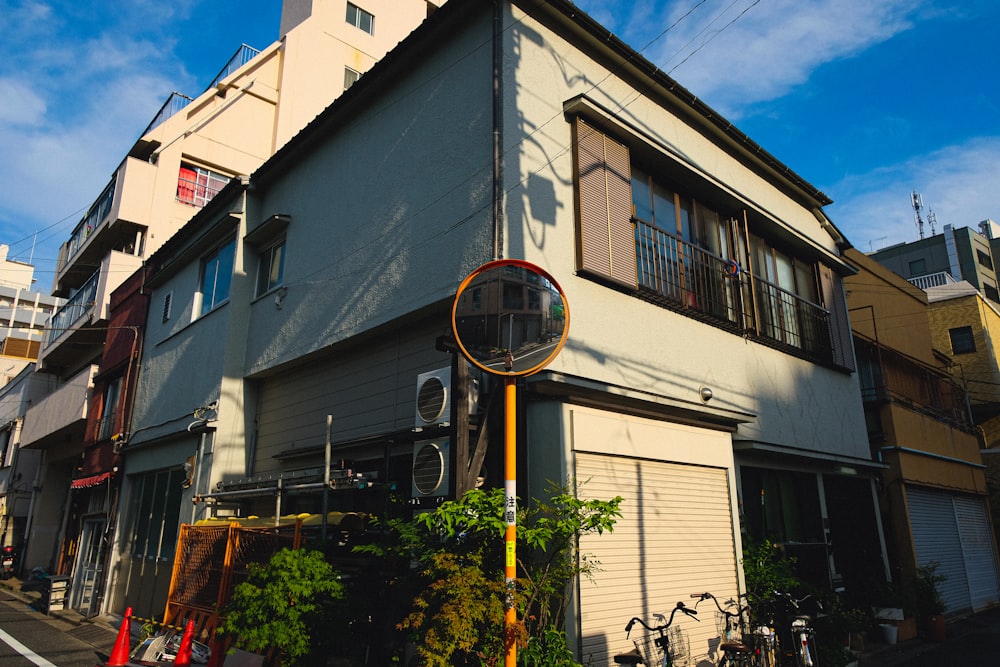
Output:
71 471 113 489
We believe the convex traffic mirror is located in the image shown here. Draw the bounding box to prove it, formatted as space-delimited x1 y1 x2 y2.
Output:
451 259 569 377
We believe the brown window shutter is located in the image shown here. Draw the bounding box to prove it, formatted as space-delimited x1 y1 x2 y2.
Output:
572 117 637 287
819 264 856 371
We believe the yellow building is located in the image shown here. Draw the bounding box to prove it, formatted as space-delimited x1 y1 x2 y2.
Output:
846 249 999 614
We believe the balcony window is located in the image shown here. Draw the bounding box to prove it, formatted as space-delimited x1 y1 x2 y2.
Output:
346 2 374 34
177 164 230 208
197 238 236 318
571 115 852 368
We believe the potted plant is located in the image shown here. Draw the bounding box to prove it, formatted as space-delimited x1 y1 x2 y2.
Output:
912 562 946 641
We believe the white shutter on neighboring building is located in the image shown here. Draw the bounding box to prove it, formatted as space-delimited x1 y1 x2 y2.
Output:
907 486 1000 614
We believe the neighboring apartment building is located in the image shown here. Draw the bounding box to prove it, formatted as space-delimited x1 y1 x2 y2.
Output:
870 221 1000 304
15 0 441 615
0 245 63 383
845 249 999 615
0 254 62 559
117 1 883 662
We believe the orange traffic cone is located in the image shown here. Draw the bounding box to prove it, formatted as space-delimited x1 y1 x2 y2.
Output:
172 619 195 666
103 606 132 666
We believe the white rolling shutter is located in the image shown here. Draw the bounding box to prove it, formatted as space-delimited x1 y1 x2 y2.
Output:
908 486 1000 613
577 453 739 667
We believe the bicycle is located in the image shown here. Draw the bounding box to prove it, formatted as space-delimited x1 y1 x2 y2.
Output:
690 592 754 666
614 601 699 666
770 591 819 667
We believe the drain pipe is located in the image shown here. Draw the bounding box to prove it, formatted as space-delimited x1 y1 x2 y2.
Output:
492 0 504 260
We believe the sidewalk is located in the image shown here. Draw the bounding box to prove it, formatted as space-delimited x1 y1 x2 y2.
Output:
0 574 124 659
857 605 1000 667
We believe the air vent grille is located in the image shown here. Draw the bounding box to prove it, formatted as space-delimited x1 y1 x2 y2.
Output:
412 441 446 496
416 375 448 424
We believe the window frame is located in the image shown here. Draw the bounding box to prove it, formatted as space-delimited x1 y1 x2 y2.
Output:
196 237 237 319
949 326 976 354
344 67 361 91
346 2 374 34
177 163 231 208
256 236 286 298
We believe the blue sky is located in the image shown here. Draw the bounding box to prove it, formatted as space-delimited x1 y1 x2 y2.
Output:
2 0 999 290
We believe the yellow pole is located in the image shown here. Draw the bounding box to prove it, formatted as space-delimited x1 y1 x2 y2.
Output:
504 375 517 666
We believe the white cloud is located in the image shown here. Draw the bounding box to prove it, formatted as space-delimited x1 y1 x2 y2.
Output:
824 137 1000 252
640 0 923 117
0 78 47 125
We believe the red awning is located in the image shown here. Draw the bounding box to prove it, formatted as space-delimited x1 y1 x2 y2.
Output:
71 471 113 489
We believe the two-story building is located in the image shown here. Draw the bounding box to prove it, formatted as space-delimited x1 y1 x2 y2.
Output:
16 0 442 616
118 1 885 662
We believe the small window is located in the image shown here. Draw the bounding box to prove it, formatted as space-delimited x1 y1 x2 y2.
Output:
197 238 236 318
256 238 286 297
177 164 230 208
344 67 360 91
949 326 976 354
98 377 122 440
346 2 374 34
985 283 1000 303
162 291 173 323
977 249 994 270
908 258 927 276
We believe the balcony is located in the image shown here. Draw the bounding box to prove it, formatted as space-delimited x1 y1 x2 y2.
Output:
40 252 143 373
54 156 154 296
634 220 834 363
20 364 97 453
855 336 973 433
907 271 957 290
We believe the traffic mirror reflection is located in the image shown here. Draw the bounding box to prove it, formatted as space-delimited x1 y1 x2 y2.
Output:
452 260 569 376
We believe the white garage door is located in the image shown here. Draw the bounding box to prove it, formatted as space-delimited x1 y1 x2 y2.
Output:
577 453 740 667
908 486 1000 614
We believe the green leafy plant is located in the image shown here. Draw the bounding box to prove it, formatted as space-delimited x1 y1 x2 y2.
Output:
220 547 344 667
913 561 946 619
356 483 622 666
740 537 800 628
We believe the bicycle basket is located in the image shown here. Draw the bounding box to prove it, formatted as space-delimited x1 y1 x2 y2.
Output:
632 627 686 665
632 631 664 666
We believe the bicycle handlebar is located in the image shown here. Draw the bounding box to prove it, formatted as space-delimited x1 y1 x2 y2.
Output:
624 602 699 636
690 591 745 618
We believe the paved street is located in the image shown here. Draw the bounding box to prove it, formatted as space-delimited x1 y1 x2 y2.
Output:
0 590 119 666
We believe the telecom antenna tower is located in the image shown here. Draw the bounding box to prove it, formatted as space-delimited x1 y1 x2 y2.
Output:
912 191 925 239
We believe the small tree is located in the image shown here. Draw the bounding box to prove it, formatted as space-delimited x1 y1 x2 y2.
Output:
220 547 344 666
356 484 622 666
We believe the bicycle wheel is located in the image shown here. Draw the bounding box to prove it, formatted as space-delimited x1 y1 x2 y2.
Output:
793 629 817 667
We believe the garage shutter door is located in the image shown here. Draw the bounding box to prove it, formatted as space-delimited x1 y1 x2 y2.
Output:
577 453 739 667
908 486 1000 613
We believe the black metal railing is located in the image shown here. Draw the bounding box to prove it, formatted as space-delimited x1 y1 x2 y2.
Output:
634 219 833 362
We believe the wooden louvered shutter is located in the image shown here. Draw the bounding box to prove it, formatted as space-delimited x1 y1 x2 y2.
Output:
819 264 856 371
572 117 637 287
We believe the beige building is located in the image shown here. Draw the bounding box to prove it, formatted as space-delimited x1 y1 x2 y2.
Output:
18 0 441 615
121 1 882 662
846 249 999 615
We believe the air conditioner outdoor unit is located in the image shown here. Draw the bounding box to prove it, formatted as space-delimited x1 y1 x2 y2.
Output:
414 366 481 430
415 367 451 428
411 438 450 499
